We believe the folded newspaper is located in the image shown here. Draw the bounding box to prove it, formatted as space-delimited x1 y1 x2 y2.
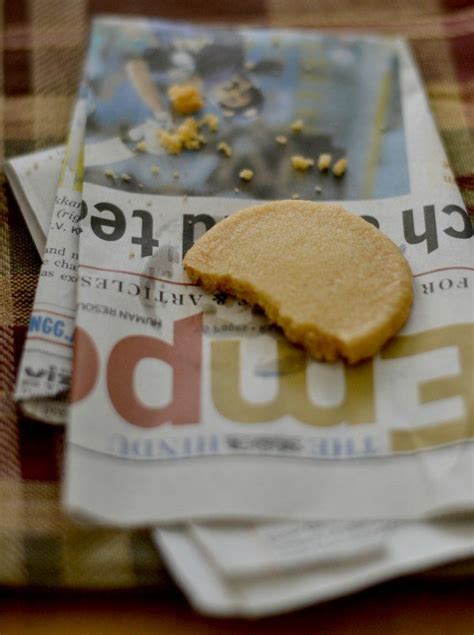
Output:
8 137 474 617
9 15 473 616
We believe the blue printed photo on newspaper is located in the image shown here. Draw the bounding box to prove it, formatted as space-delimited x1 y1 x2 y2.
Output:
83 19 408 200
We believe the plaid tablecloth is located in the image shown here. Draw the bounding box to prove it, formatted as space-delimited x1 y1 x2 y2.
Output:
1 0 473 589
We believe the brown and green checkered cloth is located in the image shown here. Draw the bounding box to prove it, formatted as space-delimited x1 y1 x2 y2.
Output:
1 0 473 589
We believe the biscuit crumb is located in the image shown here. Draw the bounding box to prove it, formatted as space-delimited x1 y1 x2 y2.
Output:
138 183 144 189
158 118 206 155
333 157 348 177
173 171 180 179
104 169 116 180
234 187 240 193
150 165 160 175
158 130 183 155
223 109 235 118
291 155 314 171
239 168 254 181
314 185 322 193
134 141 147 153
217 141 233 158
200 113 219 132
290 119 304 133
168 83 203 115
275 135 288 145
292 192 300 199
244 61 256 71
176 118 205 150
129 251 135 259
121 173 132 182
317 153 332 171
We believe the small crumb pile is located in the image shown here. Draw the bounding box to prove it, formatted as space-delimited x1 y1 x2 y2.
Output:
291 155 314 171
200 113 219 132
332 157 348 177
239 168 254 181
158 118 206 155
218 141 233 158
290 119 304 133
168 84 203 115
317 153 332 171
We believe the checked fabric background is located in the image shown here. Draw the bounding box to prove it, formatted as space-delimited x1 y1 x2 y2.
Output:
1 0 473 589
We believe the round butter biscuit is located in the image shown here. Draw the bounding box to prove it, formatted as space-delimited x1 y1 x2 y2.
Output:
183 200 413 363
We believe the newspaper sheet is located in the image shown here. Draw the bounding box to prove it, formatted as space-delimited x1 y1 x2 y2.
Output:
5 145 64 255
13 99 86 423
8 80 474 619
63 17 473 525
8 144 474 617
155 519 474 616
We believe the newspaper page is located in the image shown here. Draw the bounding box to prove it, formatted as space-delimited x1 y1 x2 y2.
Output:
14 99 87 423
155 519 474 617
8 141 474 617
5 146 64 256
9 109 133 424
65 17 473 525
